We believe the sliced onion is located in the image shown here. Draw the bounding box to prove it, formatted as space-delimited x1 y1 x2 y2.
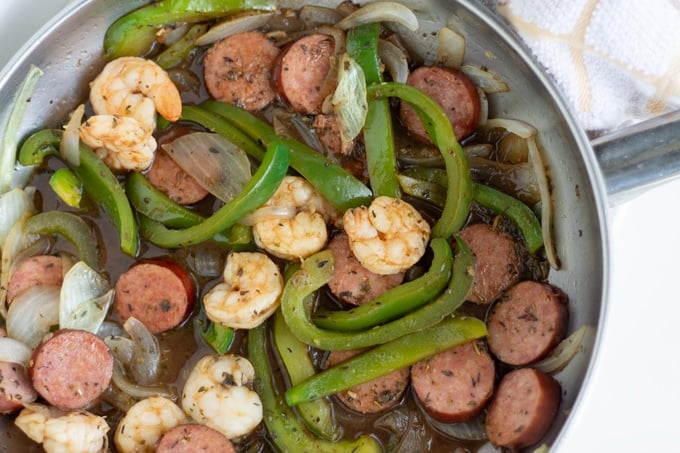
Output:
59 261 113 333
156 23 190 46
162 132 252 203
435 27 465 69
425 411 488 441
483 118 537 140
0 337 32 365
463 143 493 159
533 325 595 374
103 335 134 365
477 88 489 127
239 206 297 225
378 39 409 84
61 104 84 167
123 316 160 386
98 320 126 338
111 360 176 400
299 5 343 27
7 285 60 349
332 53 368 143
195 12 275 46
0 188 35 246
336 2 419 31
11 165 36 190
461 65 510 94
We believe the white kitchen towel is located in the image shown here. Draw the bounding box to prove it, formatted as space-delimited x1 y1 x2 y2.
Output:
492 0 680 133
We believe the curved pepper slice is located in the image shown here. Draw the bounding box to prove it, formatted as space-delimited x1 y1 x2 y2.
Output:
280 237 475 351
313 237 453 331
138 140 289 248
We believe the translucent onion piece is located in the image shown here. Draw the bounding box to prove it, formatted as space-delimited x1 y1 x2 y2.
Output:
59 261 113 333
299 5 343 28
0 337 32 366
461 65 510 94
0 65 43 194
162 132 251 203
0 188 35 246
103 335 134 365
11 164 36 190
533 325 596 374
332 53 368 143
61 104 84 167
484 118 537 139
378 39 409 84
195 12 275 46
477 88 489 127
111 360 176 400
425 411 488 441
123 316 160 386
156 23 190 45
238 206 297 225
7 285 60 349
98 321 126 339
336 2 419 31
435 27 465 69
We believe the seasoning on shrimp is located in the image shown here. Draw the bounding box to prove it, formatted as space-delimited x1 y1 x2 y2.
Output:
181 354 263 439
203 251 283 329
113 396 187 453
343 196 431 275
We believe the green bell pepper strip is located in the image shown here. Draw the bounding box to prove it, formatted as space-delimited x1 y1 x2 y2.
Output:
346 23 400 198
199 100 373 211
104 0 275 59
49 168 83 208
313 237 453 332
248 323 382 453
23 211 100 271
200 321 235 354
138 140 289 248
281 237 474 351
272 310 341 441
154 23 209 69
17 129 138 257
285 316 487 406
367 82 473 238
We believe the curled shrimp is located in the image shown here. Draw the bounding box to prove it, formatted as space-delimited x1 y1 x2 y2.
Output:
114 396 187 453
15 403 109 453
343 196 431 275
252 175 339 260
203 251 283 329
181 354 263 439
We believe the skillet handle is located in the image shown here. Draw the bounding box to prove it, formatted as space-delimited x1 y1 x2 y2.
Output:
592 109 680 198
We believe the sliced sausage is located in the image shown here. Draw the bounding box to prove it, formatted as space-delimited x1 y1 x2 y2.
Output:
6 255 63 303
147 148 209 205
327 232 404 305
411 340 495 423
399 66 480 143
325 349 409 414
459 223 523 304
156 424 236 453
29 329 113 411
204 31 280 111
486 281 569 366
113 258 195 334
276 33 337 114
485 368 561 449
313 113 356 156
0 362 38 413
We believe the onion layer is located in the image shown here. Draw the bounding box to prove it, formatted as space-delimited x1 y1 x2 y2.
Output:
59 261 113 334
332 53 368 143
195 12 275 46
0 337 32 366
336 2 419 31
7 285 60 349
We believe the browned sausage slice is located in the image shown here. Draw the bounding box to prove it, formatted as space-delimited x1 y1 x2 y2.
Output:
6 255 63 303
156 424 236 453
327 232 404 305
29 329 113 411
399 66 480 142
204 31 280 111
459 223 523 304
485 368 561 449
147 148 209 205
276 33 337 114
313 113 356 156
113 258 195 334
486 281 569 366
0 362 38 413
325 349 409 414
411 340 495 423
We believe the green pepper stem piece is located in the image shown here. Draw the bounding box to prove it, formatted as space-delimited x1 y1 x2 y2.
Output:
285 316 487 406
23 211 100 271
313 237 453 331
367 82 473 238
248 323 382 453
49 168 83 208
272 311 341 441
18 129 138 257
280 237 474 351
199 101 373 211
104 0 276 58
154 23 208 69
138 140 289 248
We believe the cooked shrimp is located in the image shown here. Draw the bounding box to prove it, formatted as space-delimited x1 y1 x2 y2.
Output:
203 251 283 329
181 354 262 439
79 114 156 171
114 396 187 453
15 403 109 453
343 196 431 275
252 175 338 260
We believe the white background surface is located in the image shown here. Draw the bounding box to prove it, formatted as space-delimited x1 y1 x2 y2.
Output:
2 1 680 451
